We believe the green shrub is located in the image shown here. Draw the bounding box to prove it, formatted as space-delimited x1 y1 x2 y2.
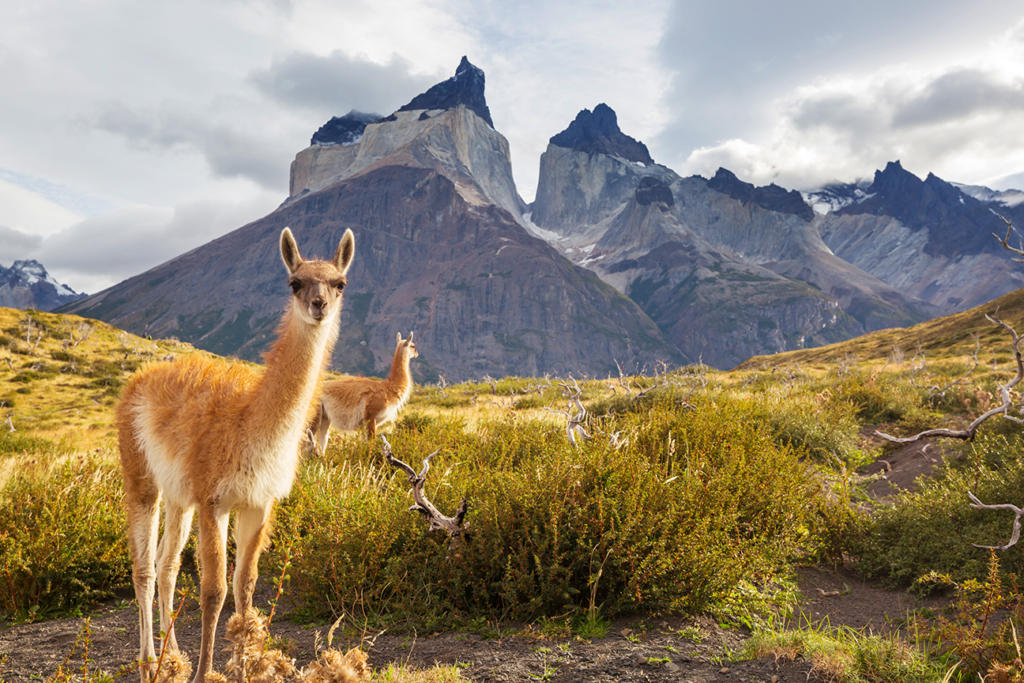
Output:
853 433 1024 587
0 457 131 621
269 395 843 627
0 431 66 458
828 369 926 424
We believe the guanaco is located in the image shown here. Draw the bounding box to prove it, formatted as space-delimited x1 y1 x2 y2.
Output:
311 331 418 451
117 227 354 682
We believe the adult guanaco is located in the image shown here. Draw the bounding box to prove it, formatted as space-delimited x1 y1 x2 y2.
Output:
117 227 354 682
310 331 418 451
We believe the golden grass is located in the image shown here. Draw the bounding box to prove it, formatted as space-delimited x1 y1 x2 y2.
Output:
0 307 218 451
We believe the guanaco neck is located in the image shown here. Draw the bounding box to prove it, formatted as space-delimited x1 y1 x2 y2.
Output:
248 305 339 440
386 347 413 396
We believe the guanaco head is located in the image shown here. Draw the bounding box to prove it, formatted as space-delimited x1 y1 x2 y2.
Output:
397 331 419 360
280 227 355 325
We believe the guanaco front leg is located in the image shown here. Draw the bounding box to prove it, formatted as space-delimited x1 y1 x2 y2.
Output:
232 505 274 615
366 418 377 440
314 403 332 455
156 502 194 654
194 506 229 683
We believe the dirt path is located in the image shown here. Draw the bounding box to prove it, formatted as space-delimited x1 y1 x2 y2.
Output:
0 567 945 683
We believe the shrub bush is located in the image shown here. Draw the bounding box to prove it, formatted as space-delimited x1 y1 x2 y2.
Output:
0 457 131 620
853 433 1024 587
269 395 843 627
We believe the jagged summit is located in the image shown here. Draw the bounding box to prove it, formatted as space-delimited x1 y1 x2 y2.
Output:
1 259 84 311
311 110 381 146
396 56 493 127
707 168 814 221
549 104 654 165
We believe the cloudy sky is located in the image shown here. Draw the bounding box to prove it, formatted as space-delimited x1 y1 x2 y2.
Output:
3 0 1024 294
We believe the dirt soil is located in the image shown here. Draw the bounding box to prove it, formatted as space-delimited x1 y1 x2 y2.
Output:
0 565 948 683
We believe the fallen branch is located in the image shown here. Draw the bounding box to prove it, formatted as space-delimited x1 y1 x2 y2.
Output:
994 215 1024 264
876 312 1024 443
544 376 591 447
380 435 469 543
968 492 1024 550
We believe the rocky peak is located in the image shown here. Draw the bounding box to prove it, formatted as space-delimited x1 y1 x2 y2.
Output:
549 103 654 165
396 56 493 128
707 168 814 221
311 110 381 146
866 160 922 198
835 161 1013 258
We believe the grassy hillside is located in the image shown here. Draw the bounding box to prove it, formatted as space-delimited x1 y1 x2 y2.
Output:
737 286 1024 370
0 306 212 453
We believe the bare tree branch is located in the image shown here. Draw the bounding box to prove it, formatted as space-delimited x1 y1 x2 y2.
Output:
993 215 1024 264
381 435 469 543
968 491 1024 550
876 312 1024 443
543 376 591 447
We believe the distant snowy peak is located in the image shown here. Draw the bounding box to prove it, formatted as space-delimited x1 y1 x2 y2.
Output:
0 259 85 311
803 181 873 215
311 110 381 147
396 56 493 128
954 183 1024 208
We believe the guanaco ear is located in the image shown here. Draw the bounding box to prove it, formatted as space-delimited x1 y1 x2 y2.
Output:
396 331 402 345
408 331 414 342
333 229 355 275
280 228 303 274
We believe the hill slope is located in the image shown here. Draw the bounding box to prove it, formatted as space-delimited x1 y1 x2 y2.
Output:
736 286 1024 369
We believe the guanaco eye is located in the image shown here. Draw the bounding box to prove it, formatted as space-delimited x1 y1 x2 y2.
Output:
335 282 346 291
289 281 302 294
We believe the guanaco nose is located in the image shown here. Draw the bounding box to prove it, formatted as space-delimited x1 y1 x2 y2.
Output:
308 284 329 319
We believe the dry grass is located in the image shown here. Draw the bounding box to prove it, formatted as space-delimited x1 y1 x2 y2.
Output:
0 307 217 451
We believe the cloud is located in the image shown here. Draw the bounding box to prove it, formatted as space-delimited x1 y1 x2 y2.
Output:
0 177 84 237
653 1 1024 185
250 50 440 115
679 23 1024 190
0 225 44 266
36 193 281 293
892 68 1024 128
84 102 292 190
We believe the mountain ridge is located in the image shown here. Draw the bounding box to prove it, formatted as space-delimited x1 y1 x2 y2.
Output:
61 60 681 381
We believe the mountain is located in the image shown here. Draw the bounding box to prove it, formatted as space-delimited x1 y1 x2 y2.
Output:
0 260 85 311
61 59 681 381
529 106 938 369
814 161 1024 314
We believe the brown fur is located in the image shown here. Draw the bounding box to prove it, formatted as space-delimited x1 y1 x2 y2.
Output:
311 332 418 450
117 227 354 683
